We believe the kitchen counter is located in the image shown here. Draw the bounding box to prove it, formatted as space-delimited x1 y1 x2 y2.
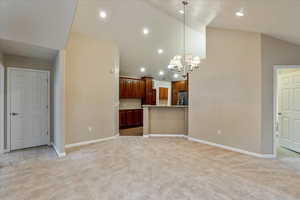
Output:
143 105 188 136
142 105 188 108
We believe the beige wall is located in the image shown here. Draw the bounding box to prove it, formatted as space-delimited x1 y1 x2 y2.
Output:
53 50 66 154
261 35 300 154
189 27 263 154
65 32 119 145
189 27 300 155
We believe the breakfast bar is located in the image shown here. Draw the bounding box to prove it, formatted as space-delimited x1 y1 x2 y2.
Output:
143 105 188 136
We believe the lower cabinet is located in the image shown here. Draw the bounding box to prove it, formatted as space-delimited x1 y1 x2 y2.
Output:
119 109 143 129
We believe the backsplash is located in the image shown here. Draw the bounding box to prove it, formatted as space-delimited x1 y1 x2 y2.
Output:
119 99 142 110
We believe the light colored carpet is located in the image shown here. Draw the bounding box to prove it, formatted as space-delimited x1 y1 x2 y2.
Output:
1 137 300 200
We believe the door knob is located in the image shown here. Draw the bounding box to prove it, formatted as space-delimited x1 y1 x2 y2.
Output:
11 112 20 116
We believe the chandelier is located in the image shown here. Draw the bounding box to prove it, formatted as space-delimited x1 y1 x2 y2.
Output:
168 0 201 78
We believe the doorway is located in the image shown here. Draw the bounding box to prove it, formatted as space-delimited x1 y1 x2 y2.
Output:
7 68 50 151
274 66 300 159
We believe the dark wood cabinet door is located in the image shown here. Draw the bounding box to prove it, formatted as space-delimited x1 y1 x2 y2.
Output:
139 80 145 98
119 110 127 129
120 77 146 99
151 89 156 105
119 109 143 129
119 78 126 98
126 110 134 127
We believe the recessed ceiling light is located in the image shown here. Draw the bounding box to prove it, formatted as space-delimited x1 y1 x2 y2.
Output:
174 74 179 78
235 9 244 17
99 10 107 19
179 10 184 15
158 49 164 54
159 71 164 76
143 28 149 35
140 67 146 72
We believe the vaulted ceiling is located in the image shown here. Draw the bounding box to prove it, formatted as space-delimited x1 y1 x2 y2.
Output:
0 0 77 60
1 0 300 78
72 0 207 81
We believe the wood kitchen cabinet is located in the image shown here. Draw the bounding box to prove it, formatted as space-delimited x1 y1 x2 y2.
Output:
119 109 143 129
142 77 153 105
159 88 168 100
119 77 145 99
151 89 156 105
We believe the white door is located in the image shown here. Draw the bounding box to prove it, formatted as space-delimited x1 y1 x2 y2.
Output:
278 71 300 153
8 68 50 151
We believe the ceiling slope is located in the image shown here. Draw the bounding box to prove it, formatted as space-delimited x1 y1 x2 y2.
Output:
210 0 300 45
0 0 78 50
72 0 206 80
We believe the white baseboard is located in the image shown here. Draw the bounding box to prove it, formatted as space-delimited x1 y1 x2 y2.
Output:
188 137 276 159
65 136 117 149
51 143 66 157
147 134 188 138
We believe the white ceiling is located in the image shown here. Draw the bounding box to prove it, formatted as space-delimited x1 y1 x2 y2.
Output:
1 0 300 74
72 0 206 81
0 0 77 56
210 0 300 45
0 39 58 62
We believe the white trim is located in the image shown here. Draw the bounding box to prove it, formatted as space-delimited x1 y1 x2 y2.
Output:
65 136 117 149
148 134 187 138
273 65 300 158
188 137 276 159
51 143 66 157
6 68 51 151
0 62 4 154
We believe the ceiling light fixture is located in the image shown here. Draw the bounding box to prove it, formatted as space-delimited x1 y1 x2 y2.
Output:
235 8 245 17
99 10 107 19
168 0 201 78
159 71 164 76
143 28 149 35
158 49 164 54
140 67 146 72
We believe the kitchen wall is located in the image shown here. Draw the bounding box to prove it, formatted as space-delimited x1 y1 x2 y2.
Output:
65 32 119 145
119 99 142 110
189 27 263 154
261 34 300 154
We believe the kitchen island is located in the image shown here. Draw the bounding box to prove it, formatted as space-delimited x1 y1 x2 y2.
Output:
143 105 188 136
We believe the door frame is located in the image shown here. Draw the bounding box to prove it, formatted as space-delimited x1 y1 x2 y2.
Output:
6 67 51 151
273 65 300 158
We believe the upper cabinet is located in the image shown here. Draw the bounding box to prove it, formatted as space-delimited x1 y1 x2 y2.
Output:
159 87 168 100
142 77 154 105
119 77 145 99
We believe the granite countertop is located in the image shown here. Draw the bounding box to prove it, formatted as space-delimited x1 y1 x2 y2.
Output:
142 105 188 108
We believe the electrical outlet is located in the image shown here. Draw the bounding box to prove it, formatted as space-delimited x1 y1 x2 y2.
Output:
217 130 222 135
88 126 93 133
